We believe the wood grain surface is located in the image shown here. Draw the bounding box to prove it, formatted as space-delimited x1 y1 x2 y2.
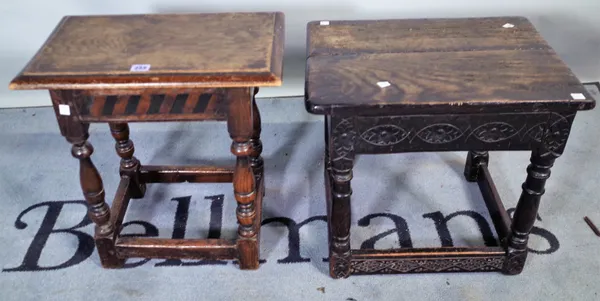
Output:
307 17 546 56
10 12 285 90
305 17 595 114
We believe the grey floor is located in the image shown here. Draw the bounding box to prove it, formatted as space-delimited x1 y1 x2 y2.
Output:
0 92 599 300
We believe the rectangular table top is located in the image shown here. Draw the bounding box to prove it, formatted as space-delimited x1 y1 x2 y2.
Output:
10 12 285 90
305 17 595 115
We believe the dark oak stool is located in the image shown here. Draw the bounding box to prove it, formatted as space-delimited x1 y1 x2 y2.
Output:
305 17 595 278
10 12 284 269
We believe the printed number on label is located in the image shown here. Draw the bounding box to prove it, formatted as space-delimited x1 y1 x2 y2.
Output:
130 64 151 72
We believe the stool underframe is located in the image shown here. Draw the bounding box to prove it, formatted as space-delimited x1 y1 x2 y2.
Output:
323 111 575 278
50 87 264 269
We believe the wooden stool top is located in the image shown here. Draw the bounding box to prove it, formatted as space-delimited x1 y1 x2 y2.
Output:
10 12 284 90
305 17 595 115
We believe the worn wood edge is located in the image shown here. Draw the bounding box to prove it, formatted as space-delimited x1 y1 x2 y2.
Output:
478 164 511 241
9 16 70 91
314 15 529 23
582 82 600 103
115 237 238 249
9 72 281 90
351 247 506 259
81 87 222 96
351 246 506 259
305 21 314 59
79 114 229 123
139 165 234 183
115 237 238 260
41 12 281 22
306 16 531 30
268 12 285 87
305 98 596 116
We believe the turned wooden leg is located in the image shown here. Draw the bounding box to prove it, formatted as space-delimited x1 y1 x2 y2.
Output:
72 140 124 268
249 88 264 191
327 117 356 278
464 150 489 182
109 123 145 198
50 90 123 268
227 88 259 269
503 151 558 275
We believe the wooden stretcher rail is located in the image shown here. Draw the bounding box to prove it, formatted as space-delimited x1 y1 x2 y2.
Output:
350 247 506 274
351 246 506 258
115 237 238 260
110 176 132 232
140 165 234 183
478 164 512 241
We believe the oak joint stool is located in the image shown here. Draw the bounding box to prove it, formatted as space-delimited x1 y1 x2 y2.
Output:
10 12 285 269
305 17 595 278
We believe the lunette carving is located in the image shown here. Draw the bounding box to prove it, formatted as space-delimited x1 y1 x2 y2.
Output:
353 113 572 149
416 123 463 144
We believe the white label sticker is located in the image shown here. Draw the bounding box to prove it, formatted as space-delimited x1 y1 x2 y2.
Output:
502 23 515 28
320 21 330 26
58 104 71 116
130 64 151 72
377 81 391 88
571 93 586 100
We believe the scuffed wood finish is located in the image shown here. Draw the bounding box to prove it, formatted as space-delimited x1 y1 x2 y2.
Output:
115 238 238 260
12 12 282 270
352 246 506 258
307 51 592 112
10 12 285 90
307 17 595 278
308 17 546 56
305 17 595 115
140 165 234 183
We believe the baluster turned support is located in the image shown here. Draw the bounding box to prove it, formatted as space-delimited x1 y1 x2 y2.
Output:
227 88 259 269
109 122 145 198
504 147 560 274
327 117 356 278
50 90 124 268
